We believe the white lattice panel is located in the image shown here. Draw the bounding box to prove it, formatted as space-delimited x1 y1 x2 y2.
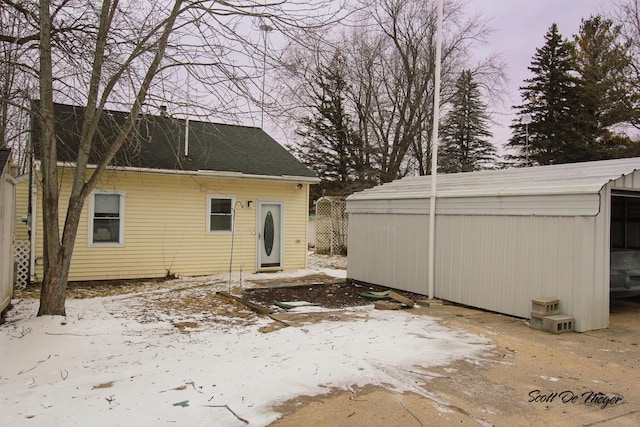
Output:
315 197 348 255
14 240 30 289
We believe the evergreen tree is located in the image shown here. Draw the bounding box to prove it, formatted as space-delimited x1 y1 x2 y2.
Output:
439 70 497 172
290 53 370 196
509 19 640 167
508 24 578 165
573 15 639 159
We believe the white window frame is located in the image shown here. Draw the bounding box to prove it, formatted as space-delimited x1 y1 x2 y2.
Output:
207 195 235 234
88 190 125 246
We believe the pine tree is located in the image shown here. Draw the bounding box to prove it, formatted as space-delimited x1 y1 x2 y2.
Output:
573 15 639 159
290 53 369 196
508 24 578 165
438 70 497 173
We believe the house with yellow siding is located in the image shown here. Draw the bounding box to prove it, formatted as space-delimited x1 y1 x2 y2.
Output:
20 103 318 283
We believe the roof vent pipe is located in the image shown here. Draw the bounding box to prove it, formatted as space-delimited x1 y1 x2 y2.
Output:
184 117 190 158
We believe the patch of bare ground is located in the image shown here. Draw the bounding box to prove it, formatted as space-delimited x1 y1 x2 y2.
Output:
242 281 429 312
15 277 175 299
113 285 262 332
15 279 261 332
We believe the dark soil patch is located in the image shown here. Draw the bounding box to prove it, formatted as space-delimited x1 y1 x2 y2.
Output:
243 281 429 311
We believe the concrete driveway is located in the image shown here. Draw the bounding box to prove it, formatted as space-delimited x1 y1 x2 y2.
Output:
270 296 640 426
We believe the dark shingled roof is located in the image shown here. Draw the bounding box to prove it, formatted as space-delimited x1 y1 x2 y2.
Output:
0 148 10 175
32 103 317 179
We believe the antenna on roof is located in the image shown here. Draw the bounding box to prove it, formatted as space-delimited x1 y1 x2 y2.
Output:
260 22 273 129
184 72 191 158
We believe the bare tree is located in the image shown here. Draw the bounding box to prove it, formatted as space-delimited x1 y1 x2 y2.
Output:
0 1 35 171
350 0 443 181
279 0 505 185
359 0 504 180
611 0 640 131
1 0 343 316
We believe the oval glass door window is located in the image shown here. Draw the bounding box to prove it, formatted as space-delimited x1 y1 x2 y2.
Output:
263 211 274 256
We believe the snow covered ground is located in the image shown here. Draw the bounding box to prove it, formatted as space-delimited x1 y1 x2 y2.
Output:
1 259 493 426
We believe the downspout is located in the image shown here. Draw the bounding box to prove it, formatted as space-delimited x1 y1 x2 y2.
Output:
29 161 37 284
428 0 444 300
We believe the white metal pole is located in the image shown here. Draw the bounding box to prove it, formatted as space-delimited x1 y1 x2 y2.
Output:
428 0 444 300
521 113 532 166
525 122 529 165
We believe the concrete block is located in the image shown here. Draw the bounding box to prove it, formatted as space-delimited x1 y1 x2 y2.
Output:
417 299 443 307
529 317 543 330
388 291 415 307
542 315 574 334
374 301 402 310
531 298 559 319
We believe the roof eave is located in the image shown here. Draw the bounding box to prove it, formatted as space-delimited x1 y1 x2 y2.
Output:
47 161 320 183
348 188 608 202
196 169 320 183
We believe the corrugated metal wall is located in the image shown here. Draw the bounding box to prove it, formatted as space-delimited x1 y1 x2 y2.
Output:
347 167 640 332
348 213 428 293
434 206 610 331
348 206 609 332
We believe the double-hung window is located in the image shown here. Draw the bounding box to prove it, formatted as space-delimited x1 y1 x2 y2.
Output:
207 196 234 233
89 191 124 245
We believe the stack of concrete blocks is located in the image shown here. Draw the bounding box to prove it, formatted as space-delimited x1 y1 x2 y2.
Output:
530 298 575 334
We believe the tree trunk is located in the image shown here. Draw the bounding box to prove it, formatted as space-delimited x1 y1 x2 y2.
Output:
37 0 68 316
35 0 184 316
38 258 68 316
37 193 86 316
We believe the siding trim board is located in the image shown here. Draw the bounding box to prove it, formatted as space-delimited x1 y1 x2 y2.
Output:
347 158 640 332
46 161 320 184
347 193 602 216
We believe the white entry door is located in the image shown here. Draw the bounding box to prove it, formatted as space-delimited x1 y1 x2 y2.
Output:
258 201 283 270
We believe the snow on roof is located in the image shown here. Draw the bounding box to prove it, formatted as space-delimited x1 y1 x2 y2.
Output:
348 157 640 201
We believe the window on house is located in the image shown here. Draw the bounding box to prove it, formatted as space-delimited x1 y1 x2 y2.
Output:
208 196 234 233
90 192 124 245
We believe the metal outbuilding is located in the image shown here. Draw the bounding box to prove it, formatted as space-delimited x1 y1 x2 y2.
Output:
346 157 640 332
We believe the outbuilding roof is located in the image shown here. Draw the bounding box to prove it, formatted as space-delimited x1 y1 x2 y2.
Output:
350 157 640 201
347 157 640 216
31 103 318 181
